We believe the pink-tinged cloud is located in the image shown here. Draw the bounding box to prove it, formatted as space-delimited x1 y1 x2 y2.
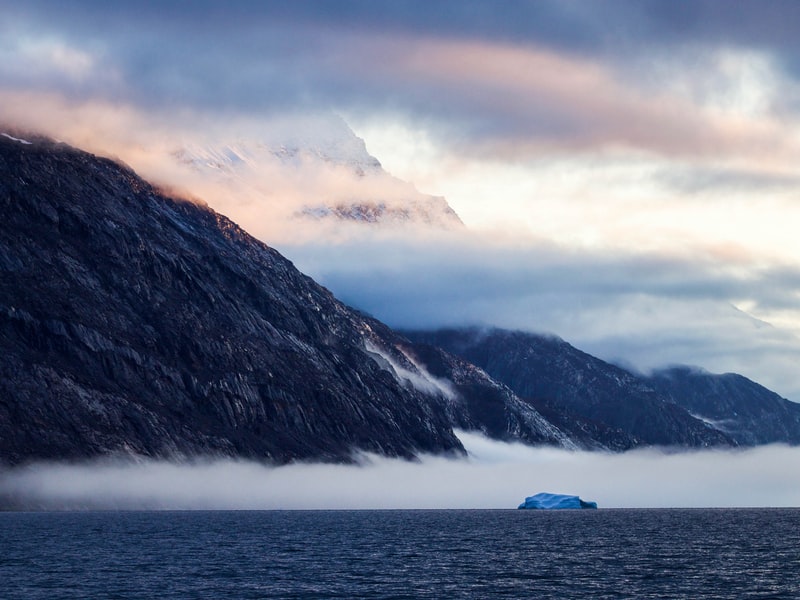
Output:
3 6 798 169
329 35 793 163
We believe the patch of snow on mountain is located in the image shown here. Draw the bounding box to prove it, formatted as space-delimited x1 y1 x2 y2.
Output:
1 133 32 145
365 341 456 399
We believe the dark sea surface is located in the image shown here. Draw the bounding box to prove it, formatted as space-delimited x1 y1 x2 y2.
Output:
2 508 799 599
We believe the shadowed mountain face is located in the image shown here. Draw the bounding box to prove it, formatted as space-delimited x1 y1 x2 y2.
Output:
403 328 737 449
0 132 470 465
647 366 800 445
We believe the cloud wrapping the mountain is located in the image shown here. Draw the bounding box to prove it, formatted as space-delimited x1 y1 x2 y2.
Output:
2 432 799 510
283 233 800 402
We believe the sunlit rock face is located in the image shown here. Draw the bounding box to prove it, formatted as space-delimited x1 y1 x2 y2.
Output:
169 113 463 240
0 132 470 465
404 328 739 450
647 366 800 445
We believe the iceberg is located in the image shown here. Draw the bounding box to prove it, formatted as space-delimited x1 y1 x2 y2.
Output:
517 492 597 510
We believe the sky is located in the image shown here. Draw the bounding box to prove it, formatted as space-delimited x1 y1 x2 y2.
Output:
2 1 800 402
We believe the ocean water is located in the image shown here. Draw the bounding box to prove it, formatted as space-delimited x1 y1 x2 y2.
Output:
2 509 799 599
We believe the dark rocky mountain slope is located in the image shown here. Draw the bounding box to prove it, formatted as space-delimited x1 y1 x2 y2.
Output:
647 366 800 445
0 132 480 465
404 328 737 449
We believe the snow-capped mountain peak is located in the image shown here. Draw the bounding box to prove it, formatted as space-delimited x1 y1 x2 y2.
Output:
167 113 463 241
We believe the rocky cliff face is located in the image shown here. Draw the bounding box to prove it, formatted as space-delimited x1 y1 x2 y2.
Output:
0 132 468 465
647 366 800 445
404 328 736 449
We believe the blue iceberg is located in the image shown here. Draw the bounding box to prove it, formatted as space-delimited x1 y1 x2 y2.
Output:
517 492 597 510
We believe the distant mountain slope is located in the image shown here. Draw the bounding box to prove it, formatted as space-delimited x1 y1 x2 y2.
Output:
404 328 735 448
647 366 800 445
0 131 468 465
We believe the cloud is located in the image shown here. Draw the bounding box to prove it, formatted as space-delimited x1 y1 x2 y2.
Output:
0 93 461 244
282 232 800 402
5 2 800 165
2 432 798 510
656 166 800 194
357 38 794 163
12 1 800 59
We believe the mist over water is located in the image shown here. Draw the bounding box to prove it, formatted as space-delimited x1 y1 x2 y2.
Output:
2 432 798 510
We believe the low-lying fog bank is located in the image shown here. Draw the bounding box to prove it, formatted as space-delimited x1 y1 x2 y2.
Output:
2 432 798 510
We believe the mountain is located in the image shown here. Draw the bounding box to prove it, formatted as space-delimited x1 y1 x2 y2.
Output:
170 113 463 234
0 130 473 466
403 328 737 449
5 130 793 467
1 129 592 467
647 366 800 445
